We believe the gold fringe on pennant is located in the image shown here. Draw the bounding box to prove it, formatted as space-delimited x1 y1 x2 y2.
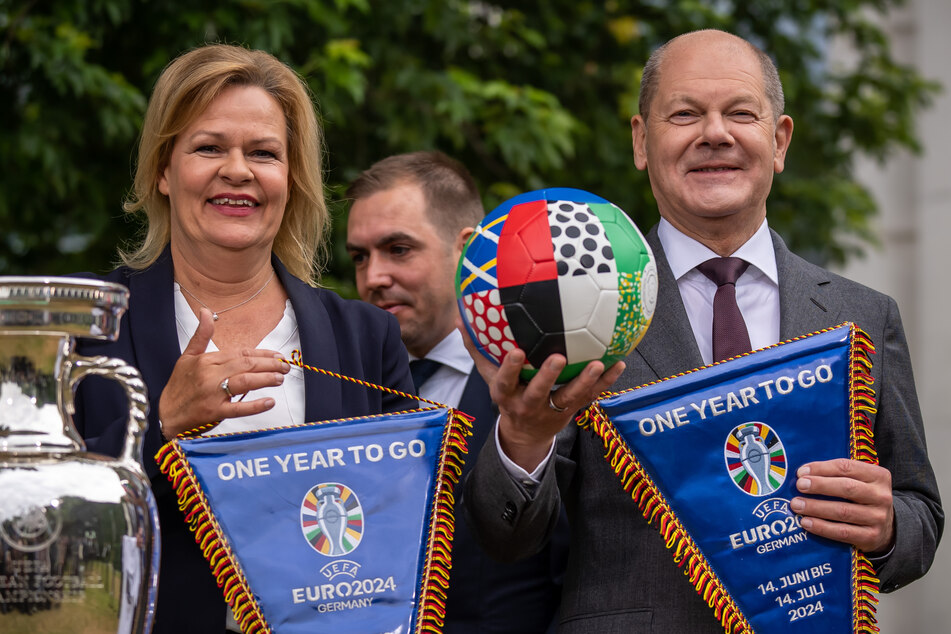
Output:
577 404 753 634
600 324 864 401
848 325 882 633
415 409 473 634
155 442 271 633
578 323 882 634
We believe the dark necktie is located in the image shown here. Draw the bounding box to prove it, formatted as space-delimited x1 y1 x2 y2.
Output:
409 358 442 392
696 257 752 362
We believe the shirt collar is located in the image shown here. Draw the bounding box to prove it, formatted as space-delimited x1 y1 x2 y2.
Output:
657 217 778 284
408 329 473 376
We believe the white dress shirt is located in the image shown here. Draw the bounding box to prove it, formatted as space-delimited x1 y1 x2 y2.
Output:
173 285 306 434
659 217 780 365
411 328 474 408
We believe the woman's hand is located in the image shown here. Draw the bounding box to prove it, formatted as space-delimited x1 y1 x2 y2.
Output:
158 308 290 439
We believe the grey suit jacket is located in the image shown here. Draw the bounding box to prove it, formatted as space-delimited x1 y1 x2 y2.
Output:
463 226 943 633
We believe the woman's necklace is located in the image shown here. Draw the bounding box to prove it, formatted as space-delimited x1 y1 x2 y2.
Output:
177 270 276 321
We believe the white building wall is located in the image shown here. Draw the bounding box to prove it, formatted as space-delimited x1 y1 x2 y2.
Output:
835 0 951 630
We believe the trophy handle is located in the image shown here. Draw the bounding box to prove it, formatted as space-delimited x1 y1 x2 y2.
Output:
65 353 150 473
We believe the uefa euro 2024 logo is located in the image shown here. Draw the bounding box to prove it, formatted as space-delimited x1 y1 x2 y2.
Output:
300 483 365 557
724 422 787 497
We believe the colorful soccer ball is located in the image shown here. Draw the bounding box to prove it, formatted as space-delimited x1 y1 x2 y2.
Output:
456 188 657 383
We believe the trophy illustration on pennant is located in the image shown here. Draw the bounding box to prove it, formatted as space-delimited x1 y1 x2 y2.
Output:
316 486 348 556
0 277 159 633
738 424 776 496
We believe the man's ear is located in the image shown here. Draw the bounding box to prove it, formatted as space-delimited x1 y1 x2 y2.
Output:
455 227 475 255
773 114 794 174
631 115 648 171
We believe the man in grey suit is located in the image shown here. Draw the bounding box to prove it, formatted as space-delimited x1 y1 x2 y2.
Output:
463 29 943 632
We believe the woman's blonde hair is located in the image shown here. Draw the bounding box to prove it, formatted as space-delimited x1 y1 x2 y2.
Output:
120 44 327 284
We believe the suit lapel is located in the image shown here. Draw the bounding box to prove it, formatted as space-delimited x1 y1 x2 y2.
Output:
120 247 184 476
457 371 496 478
772 230 840 340
273 258 343 423
458 371 494 427
619 226 703 387
127 248 182 423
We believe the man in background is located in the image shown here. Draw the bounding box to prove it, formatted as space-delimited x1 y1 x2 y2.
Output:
346 150 569 633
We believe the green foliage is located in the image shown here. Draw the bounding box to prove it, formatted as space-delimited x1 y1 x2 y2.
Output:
1 0 940 291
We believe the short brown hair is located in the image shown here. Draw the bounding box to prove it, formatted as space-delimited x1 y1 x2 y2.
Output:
638 30 785 122
120 44 328 284
347 151 484 243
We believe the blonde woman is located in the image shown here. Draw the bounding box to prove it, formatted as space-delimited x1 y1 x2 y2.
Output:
73 44 414 632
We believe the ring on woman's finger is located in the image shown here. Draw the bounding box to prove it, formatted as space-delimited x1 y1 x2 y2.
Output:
548 393 568 413
220 377 235 399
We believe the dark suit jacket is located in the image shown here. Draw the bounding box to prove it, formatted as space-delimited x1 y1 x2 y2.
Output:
444 369 569 634
463 226 943 633
72 247 415 633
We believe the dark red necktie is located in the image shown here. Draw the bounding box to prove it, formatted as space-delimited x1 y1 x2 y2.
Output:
696 257 752 362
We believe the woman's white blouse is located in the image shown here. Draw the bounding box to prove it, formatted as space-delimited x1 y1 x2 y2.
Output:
173 284 306 435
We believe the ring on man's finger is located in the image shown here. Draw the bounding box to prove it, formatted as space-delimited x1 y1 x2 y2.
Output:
548 393 568 413
220 377 235 399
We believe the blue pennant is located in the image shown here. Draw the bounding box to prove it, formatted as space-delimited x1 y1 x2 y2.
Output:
587 324 878 633
159 407 465 633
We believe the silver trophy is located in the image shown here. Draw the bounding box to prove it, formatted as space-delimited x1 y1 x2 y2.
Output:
0 277 159 633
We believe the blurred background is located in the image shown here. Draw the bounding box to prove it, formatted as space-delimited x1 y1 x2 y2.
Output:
2 0 948 629
833 1 950 631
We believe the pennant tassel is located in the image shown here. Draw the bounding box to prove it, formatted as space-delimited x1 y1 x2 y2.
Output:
579 403 753 633
416 409 473 634
155 442 271 633
849 326 881 633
